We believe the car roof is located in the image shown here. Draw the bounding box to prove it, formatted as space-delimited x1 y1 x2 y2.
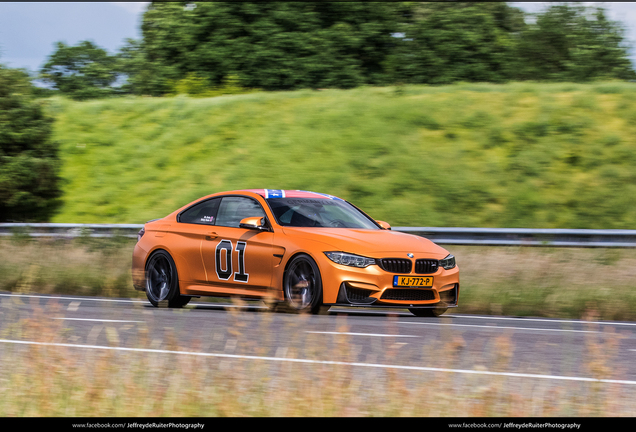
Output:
241 189 345 200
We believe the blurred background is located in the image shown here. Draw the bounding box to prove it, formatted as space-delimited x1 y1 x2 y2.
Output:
1 1 636 227
1 0 635 317
2 3 636 418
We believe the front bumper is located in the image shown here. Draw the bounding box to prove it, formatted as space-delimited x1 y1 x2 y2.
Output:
334 281 459 308
318 255 460 307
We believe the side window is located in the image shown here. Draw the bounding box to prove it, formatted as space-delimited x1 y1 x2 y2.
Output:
178 198 221 225
216 197 266 228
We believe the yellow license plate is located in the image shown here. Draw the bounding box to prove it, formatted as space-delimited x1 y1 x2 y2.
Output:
393 276 434 287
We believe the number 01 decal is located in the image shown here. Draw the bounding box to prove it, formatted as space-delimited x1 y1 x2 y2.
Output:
215 239 249 283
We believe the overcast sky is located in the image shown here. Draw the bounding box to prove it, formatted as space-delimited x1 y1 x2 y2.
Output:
1 2 636 73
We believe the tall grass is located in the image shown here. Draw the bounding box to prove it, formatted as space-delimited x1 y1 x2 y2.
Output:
0 301 633 416
45 82 636 228
2 238 636 321
0 237 139 299
453 245 636 321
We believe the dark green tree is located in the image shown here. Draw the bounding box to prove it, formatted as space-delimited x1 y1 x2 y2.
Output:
39 40 118 100
385 2 526 85
514 3 636 81
116 38 178 96
137 2 401 92
0 64 62 221
67 2 636 96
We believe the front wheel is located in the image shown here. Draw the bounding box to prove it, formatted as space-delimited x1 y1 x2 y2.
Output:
145 250 190 308
283 254 324 314
409 307 448 317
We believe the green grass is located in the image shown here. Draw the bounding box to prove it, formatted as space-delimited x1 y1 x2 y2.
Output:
45 81 636 228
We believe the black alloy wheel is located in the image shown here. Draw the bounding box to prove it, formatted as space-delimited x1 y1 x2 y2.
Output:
283 254 324 314
145 250 190 308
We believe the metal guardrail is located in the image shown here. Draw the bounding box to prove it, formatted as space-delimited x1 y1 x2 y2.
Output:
1 223 636 247
0 223 143 239
394 227 636 247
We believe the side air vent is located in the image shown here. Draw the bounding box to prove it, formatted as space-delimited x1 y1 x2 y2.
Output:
439 285 458 305
345 287 376 304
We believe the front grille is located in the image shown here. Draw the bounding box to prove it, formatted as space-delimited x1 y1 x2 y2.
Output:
378 258 412 274
381 289 435 301
415 259 439 274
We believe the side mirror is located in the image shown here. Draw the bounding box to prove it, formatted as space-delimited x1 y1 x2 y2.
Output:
376 220 391 230
239 216 268 230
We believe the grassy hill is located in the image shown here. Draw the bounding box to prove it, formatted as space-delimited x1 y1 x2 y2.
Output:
46 82 636 228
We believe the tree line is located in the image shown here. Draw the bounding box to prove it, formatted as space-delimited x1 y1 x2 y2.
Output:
37 2 636 100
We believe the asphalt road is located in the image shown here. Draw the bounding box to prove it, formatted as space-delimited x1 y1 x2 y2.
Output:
1 291 636 387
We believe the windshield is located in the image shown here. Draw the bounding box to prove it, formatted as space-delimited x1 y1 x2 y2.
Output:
267 198 380 229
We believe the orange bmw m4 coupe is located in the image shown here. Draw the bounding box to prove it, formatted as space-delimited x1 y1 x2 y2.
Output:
132 189 459 316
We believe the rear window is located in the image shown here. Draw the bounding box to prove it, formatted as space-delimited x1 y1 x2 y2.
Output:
178 198 221 225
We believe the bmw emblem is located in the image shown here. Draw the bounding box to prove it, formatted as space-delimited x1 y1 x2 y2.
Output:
407 253 414 258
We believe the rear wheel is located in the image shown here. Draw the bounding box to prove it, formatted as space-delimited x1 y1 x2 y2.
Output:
283 254 324 314
409 307 448 317
145 250 190 308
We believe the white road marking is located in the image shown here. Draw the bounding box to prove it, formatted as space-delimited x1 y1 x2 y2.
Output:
53 317 144 323
0 293 147 304
67 301 80 312
0 293 258 309
1 338 635 386
399 321 603 334
445 314 636 327
306 331 419 338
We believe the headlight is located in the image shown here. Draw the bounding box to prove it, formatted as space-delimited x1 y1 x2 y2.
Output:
440 254 456 270
137 227 145 243
324 252 376 268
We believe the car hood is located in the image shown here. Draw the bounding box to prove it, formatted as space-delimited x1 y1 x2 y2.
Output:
281 227 449 258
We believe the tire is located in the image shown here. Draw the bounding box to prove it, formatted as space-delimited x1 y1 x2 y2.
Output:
145 250 190 308
409 307 448 317
283 254 324 314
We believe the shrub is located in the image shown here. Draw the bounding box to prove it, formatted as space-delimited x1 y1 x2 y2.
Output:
0 65 62 221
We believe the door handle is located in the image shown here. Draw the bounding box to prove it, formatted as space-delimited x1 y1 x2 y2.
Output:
205 232 218 241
